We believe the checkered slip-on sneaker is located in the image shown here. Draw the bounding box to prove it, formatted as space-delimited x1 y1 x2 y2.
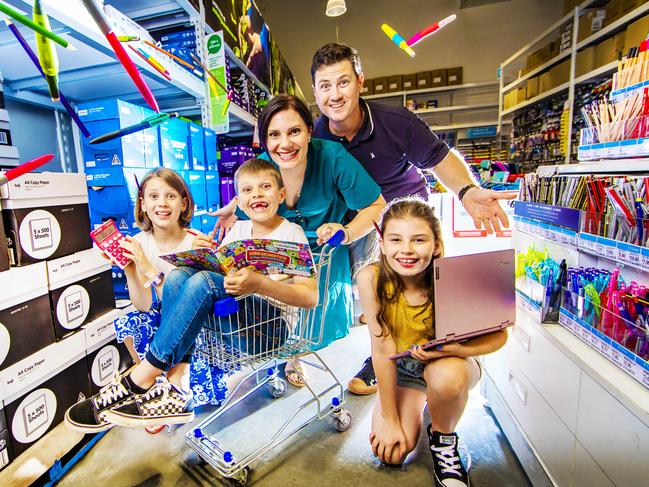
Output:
104 376 194 428
64 371 137 433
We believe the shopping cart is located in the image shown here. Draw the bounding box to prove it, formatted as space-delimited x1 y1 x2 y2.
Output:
185 231 353 486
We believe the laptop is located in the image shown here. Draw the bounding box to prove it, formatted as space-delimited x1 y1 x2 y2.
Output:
390 249 515 359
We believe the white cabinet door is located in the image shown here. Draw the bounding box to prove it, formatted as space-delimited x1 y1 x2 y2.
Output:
573 440 614 487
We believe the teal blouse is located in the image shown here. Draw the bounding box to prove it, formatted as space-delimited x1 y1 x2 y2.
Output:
252 138 382 347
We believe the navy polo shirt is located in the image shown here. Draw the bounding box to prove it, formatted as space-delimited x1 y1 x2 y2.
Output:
313 99 450 202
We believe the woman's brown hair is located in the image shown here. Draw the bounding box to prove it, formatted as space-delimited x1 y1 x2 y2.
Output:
372 197 444 340
134 168 194 231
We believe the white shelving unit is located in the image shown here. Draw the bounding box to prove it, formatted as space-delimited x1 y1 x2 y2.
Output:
484 161 649 487
497 0 649 163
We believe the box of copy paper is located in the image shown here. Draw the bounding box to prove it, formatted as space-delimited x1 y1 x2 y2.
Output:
84 308 134 395
46 249 115 341
0 404 12 471
204 128 218 171
1 173 91 265
160 118 189 170
1 332 89 457
0 200 9 272
188 123 206 170
0 263 55 371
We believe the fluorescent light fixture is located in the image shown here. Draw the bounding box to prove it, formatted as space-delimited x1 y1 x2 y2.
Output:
326 0 347 17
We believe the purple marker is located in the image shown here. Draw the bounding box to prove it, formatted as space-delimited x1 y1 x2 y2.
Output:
5 19 91 138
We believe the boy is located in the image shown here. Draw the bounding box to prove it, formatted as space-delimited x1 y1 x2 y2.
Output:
65 159 318 432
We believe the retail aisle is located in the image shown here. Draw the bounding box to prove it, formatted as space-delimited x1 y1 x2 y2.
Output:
58 326 530 486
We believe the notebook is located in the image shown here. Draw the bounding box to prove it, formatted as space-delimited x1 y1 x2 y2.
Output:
390 249 515 359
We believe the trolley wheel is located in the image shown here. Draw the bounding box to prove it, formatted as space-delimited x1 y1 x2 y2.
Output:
224 466 251 486
269 378 287 398
333 409 353 432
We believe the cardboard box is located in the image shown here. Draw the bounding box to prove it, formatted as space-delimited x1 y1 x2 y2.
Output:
447 67 463 86
564 0 581 14
576 46 597 76
503 90 518 110
539 70 553 93
605 0 624 26
595 34 626 67
159 118 190 170
220 177 235 207
188 123 206 171
373 77 388 94
0 201 9 272
387 75 403 92
204 128 218 171
205 170 220 213
543 60 570 91
430 69 447 87
180 170 207 214
402 73 417 91
526 77 540 99
578 9 606 42
1 333 90 459
415 71 432 89
625 15 649 53
0 263 55 371
46 249 115 341
622 0 643 14
516 87 527 103
361 78 374 96
83 308 133 395
77 99 160 169
1 173 91 266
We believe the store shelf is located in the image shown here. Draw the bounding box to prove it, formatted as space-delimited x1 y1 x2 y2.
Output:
537 158 649 175
229 102 257 126
430 121 499 131
573 61 617 85
503 50 572 93
364 81 498 100
501 82 570 116
611 78 649 102
414 102 498 115
576 1 649 51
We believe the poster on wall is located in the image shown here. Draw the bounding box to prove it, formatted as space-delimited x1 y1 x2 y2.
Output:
203 0 271 87
205 31 229 134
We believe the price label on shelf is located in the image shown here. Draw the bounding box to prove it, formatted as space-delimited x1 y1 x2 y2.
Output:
622 356 636 376
610 347 625 370
641 249 649 270
604 245 617 261
640 368 649 389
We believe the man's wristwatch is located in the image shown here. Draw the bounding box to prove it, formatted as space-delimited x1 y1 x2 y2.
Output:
144 271 165 288
458 184 478 203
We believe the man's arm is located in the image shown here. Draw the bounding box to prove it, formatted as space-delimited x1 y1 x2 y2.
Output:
431 149 516 234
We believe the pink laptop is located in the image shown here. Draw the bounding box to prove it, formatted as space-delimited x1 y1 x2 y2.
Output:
390 249 515 359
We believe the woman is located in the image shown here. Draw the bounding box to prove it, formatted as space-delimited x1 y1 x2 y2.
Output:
215 94 385 386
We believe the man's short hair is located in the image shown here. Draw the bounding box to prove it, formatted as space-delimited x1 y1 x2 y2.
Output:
234 158 284 194
311 43 362 82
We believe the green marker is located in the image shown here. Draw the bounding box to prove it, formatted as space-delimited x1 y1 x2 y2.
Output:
33 0 59 101
117 35 140 42
0 1 76 51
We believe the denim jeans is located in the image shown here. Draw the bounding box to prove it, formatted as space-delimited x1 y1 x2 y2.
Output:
147 267 287 371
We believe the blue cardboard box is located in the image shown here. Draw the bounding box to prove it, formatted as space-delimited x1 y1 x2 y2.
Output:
188 123 206 170
205 170 220 212
204 128 218 171
77 99 160 169
160 118 190 170
200 214 217 234
180 170 207 213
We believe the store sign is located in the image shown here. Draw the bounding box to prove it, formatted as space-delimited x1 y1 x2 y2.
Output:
205 30 229 134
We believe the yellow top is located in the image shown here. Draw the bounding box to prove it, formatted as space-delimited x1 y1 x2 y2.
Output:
382 280 435 353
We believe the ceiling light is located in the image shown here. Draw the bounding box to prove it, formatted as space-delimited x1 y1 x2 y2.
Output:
326 0 347 17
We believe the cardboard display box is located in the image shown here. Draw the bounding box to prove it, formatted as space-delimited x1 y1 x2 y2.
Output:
373 77 388 94
159 117 190 171
402 73 417 91
0 263 55 371
387 75 403 92
0 200 9 272
1 173 91 265
447 67 463 86
361 78 374 96
83 308 133 395
431 69 447 87
0 330 90 458
46 249 115 340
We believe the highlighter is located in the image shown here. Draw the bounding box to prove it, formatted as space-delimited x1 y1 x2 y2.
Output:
33 0 59 101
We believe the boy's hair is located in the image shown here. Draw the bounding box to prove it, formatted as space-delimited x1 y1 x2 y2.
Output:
311 43 363 82
372 197 444 340
135 168 194 231
234 158 284 194
257 94 313 152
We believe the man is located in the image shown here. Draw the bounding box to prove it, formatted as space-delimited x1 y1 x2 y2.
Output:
310 43 515 396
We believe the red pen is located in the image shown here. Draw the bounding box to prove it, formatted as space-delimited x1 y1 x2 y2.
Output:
185 228 220 247
0 154 54 187
81 0 159 112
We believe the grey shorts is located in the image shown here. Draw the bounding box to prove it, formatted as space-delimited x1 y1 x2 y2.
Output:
396 356 483 393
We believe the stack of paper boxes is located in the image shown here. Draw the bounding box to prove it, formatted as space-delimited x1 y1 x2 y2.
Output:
0 172 133 470
77 98 220 297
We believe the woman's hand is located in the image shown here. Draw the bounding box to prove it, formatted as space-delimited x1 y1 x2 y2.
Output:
223 268 265 295
461 188 516 234
208 198 239 243
369 418 407 465
119 236 156 279
191 230 217 250
409 342 465 362
316 222 347 246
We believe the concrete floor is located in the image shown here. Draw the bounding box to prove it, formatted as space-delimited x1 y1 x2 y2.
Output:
59 326 530 487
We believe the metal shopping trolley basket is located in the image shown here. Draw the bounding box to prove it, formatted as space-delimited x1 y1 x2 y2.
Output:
185 231 352 486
